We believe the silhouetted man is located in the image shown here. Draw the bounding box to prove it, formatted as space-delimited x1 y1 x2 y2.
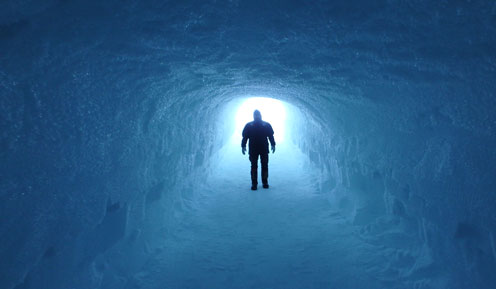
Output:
241 110 276 190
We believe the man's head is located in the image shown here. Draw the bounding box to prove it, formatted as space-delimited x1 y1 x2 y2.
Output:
253 109 262 122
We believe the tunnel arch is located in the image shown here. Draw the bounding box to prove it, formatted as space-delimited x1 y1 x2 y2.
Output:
1 1 496 288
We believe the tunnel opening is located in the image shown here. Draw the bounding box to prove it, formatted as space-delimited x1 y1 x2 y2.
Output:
230 96 287 144
207 95 323 195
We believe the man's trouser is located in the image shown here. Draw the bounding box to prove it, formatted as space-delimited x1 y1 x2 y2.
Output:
249 152 269 185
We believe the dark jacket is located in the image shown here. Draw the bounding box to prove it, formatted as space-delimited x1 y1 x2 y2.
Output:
241 120 276 154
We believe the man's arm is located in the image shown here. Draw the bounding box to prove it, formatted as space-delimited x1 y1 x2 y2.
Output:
241 136 248 148
241 124 249 154
241 124 249 147
268 124 276 147
268 124 276 153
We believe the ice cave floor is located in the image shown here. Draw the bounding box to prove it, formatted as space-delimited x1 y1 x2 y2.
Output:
127 143 409 289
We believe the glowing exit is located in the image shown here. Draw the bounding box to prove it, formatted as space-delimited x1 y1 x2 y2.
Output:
231 97 287 144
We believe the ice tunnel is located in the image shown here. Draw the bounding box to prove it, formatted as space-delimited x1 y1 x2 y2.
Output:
1 1 496 288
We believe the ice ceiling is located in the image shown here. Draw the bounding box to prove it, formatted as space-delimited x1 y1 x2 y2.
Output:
1 1 495 288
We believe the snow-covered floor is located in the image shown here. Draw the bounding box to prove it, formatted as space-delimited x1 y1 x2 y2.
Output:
135 143 392 289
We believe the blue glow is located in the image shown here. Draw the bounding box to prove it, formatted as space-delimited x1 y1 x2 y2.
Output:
231 97 287 144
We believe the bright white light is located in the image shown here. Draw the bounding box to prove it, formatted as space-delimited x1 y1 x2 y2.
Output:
231 97 287 144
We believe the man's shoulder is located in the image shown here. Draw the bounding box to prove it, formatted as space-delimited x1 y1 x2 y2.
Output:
246 121 272 127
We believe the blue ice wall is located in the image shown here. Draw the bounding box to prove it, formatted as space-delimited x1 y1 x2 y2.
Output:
1 1 496 288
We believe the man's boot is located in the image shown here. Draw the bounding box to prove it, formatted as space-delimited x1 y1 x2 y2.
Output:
262 179 269 189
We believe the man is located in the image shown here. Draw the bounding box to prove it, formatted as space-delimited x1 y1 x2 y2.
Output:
241 110 276 190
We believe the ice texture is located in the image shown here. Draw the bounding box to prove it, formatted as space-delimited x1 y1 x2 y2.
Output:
1 0 495 288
